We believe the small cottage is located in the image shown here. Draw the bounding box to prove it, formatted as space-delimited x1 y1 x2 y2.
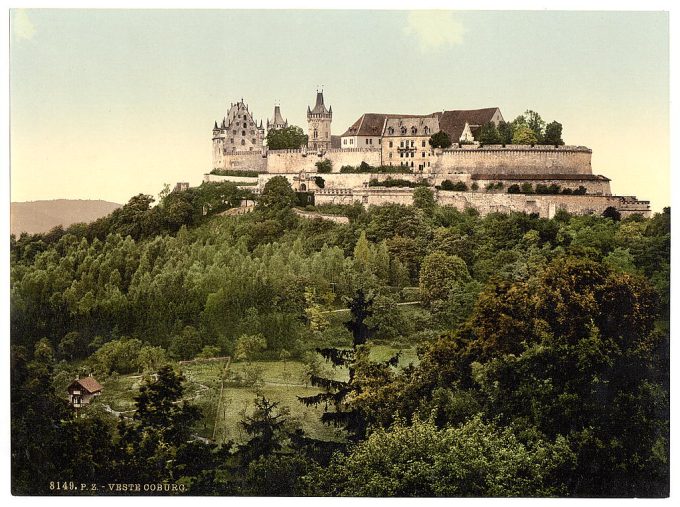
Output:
67 376 103 408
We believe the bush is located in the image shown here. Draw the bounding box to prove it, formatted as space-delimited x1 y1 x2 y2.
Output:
452 181 468 191
507 184 521 194
471 182 479 191
520 182 534 194
209 169 262 177
314 176 325 189
315 159 332 173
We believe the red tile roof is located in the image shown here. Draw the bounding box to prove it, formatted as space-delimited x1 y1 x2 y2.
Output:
341 113 429 137
70 376 103 394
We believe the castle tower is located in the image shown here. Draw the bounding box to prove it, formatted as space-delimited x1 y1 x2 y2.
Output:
267 104 288 132
307 90 332 151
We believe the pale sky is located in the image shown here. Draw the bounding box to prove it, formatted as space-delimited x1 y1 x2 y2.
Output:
9 9 670 211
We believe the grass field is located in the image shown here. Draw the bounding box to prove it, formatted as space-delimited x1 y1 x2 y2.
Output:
95 343 419 444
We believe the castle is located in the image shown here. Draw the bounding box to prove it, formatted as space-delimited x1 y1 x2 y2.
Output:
206 92 651 218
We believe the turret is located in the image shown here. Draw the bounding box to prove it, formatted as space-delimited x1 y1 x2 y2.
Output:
307 90 332 151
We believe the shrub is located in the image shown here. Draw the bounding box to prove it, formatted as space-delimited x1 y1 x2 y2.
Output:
520 182 534 194
452 181 468 191
507 184 521 194
315 159 332 173
471 182 479 191
314 176 325 189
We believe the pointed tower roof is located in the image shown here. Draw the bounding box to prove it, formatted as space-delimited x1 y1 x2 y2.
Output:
310 91 330 115
272 105 285 125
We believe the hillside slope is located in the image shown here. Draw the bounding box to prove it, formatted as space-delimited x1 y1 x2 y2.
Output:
10 199 121 236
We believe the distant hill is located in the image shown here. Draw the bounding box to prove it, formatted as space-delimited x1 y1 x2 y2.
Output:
10 199 122 236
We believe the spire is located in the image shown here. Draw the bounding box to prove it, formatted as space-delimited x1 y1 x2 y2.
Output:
214 121 218 129
272 105 285 125
309 90 330 115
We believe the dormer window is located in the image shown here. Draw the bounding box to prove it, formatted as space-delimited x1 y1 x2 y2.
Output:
388 127 394 135
411 127 417 135
401 127 407 135
424 127 429 134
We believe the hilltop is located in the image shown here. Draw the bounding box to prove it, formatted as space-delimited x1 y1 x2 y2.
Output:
10 199 121 236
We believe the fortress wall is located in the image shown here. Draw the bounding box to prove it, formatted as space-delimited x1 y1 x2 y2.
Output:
219 151 267 172
267 150 318 173
314 188 650 218
433 146 593 175
472 176 611 195
325 149 382 171
203 174 260 184
436 191 650 218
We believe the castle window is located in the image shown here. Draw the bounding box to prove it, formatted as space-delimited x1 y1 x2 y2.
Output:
242 131 246 136
389 141 393 148
252 139 256 144
230 138 234 143
411 127 417 134
350 139 354 145
314 129 318 139
410 140 415 147
424 127 429 134
233 130 236 135
241 139 245 145
243 122 247 128
422 152 425 157
400 141 404 148
389 153 392 158
401 127 407 135
388 127 394 135
422 140 426 147
343 139 347 145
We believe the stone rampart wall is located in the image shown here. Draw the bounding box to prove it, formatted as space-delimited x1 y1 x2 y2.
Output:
433 145 593 175
314 188 650 218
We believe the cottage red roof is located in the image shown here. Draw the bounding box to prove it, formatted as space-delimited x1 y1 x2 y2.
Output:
69 376 103 394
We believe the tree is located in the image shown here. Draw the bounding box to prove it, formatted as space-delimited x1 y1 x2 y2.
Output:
258 176 296 214
299 288 378 439
429 131 452 149
304 416 574 497
239 396 290 462
512 124 538 145
524 110 546 143
266 125 307 150
602 206 622 222
497 121 513 146
477 122 501 145
138 345 168 372
116 365 203 484
413 187 436 216
234 333 267 362
544 121 564 146
315 159 332 173
419 252 472 306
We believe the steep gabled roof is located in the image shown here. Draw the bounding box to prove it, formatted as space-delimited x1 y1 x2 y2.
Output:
438 108 502 141
341 113 431 137
69 376 103 394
